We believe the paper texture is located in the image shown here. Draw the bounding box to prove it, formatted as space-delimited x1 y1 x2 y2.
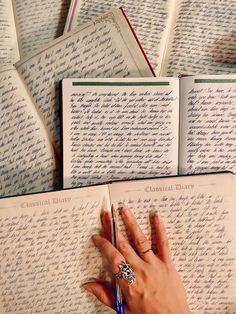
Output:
0 185 113 313
0 174 235 313
109 173 236 313
179 75 236 175
0 0 19 66
16 9 154 151
12 0 71 56
62 77 179 188
0 68 56 197
65 0 171 70
163 0 236 76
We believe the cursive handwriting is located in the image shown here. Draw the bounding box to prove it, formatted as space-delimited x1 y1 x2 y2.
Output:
16 10 153 150
0 69 56 197
180 78 236 174
110 174 236 313
0 186 112 313
13 0 71 56
63 80 179 188
165 0 236 76
66 0 169 69
0 0 19 65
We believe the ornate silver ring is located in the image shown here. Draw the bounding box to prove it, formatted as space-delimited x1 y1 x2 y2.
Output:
116 261 135 285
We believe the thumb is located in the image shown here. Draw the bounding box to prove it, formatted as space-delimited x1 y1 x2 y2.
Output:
83 281 114 309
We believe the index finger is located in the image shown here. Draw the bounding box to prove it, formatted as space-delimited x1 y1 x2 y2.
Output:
101 211 143 267
92 234 124 275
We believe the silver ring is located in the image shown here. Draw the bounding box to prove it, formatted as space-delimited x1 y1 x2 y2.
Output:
139 248 152 256
116 261 135 285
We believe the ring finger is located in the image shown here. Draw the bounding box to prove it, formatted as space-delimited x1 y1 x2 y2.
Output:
121 208 156 263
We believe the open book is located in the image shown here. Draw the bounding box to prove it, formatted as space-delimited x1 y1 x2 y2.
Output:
0 0 71 64
0 173 235 313
65 0 236 76
0 8 154 197
62 75 236 188
0 68 57 197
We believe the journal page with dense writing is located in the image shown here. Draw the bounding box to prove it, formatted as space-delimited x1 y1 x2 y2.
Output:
12 0 71 57
109 173 236 313
179 75 236 175
0 184 113 313
0 68 56 197
15 8 154 151
62 77 179 188
0 0 20 67
161 0 236 76
64 0 173 71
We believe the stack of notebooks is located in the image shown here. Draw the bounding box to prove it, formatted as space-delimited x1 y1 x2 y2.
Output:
0 1 236 313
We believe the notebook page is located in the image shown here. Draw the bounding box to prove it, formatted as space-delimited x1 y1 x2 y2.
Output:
0 0 19 66
65 0 171 70
109 173 236 313
0 68 56 197
162 0 236 76
15 8 154 151
179 75 236 175
0 185 113 313
12 0 71 57
62 77 179 188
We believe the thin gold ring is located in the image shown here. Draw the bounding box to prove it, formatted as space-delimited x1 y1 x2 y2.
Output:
139 248 152 256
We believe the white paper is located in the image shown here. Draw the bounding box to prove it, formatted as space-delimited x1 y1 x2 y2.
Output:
179 75 236 175
62 77 179 188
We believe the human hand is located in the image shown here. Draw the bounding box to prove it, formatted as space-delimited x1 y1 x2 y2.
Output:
83 208 191 314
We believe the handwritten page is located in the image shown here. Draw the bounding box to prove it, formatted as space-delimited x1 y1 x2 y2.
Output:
0 185 113 313
0 0 19 66
162 0 236 76
15 8 154 150
65 0 171 70
179 75 236 175
12 0 71 57
0 68 56 197
109 173 236 313
62 77 179 188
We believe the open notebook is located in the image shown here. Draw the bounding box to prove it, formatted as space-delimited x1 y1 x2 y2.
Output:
0 173 235 313
62 75 236 188
65 0 236 76
0 0 71 64
0 8 154 197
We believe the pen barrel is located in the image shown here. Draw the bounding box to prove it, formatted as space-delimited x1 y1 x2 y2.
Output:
114 288 120 314
112 205 124 314
120 303 125 314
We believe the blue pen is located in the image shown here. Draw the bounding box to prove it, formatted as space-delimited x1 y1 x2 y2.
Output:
114 285 124 314
111 205 125 314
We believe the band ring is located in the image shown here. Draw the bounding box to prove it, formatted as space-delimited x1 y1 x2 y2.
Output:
139 248 152 256
116 261 135 285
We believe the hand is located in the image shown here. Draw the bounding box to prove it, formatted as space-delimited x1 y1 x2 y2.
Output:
83 208 191 314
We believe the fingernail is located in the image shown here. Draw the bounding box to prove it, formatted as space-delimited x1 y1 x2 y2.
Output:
156 213 164 225
158 214 164 224
101 210 109 217
92 234 100 244
121 207 132 217
82 283 93 293
101 211 107 224
101 211 110 222
150 211 159 219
